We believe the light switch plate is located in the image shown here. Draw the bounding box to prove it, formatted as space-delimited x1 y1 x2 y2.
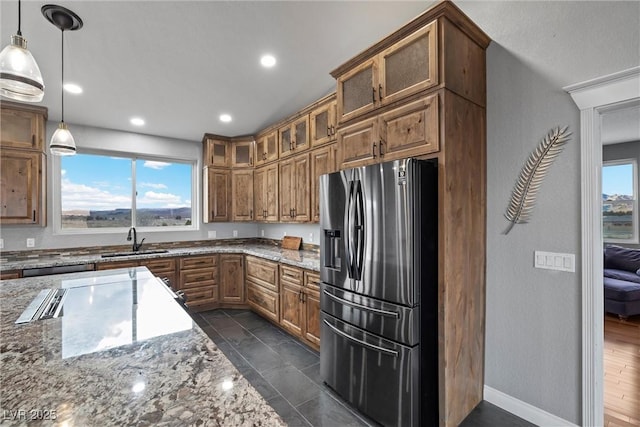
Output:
534 250 575 272
233 230 238 237
26 238 35 248
261 229 265 237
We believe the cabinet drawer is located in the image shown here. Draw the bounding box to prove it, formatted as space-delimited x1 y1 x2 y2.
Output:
180 267 218 289
245 256 278 292
304 271 320 291
247 281 279 322
96 260 139 270
280 265 303 284
180 255 217 270
143 257 176 273
183 285 218 307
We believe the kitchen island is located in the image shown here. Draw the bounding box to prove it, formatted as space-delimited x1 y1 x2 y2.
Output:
0 267 285 426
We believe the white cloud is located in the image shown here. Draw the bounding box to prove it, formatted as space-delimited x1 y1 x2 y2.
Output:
143 161 170 170
61 178 130 211
139 182 168 190
61 169 67 176
137 191 183 206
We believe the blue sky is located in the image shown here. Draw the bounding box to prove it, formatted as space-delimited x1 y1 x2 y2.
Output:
602 163 634 195
61 154 192 212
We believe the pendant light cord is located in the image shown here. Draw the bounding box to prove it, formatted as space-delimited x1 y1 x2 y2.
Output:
61 29 64 123
17 0 22 36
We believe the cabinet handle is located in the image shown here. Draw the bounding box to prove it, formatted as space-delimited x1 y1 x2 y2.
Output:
292 208 296 217
372 87 376 103
250 209 253 219
299 290 303 302
263 152 267 160
372 142 377 158
302 292 307 303
32 135 35 146
250 156 253 166
379 84 383 100
379 138 385 157
33 210 36 222
263 210 267 218
327 126 331 137
331 125 336 135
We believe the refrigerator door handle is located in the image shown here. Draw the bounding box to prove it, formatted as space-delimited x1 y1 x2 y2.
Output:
354 180 365 279
323 289 399 318
346 180 356 279
323 319 398 357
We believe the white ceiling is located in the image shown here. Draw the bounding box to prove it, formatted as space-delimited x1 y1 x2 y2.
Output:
1 1 639 143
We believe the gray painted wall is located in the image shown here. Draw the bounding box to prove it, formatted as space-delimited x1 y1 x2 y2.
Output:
2 1 640 425
603 140 640 249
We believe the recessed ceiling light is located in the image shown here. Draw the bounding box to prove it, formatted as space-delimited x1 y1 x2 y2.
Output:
63 83 83 94
130 117 145 126
260 54 276 68
219 114 232 123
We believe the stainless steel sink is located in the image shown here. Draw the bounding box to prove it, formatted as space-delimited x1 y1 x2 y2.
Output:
101 249 169 258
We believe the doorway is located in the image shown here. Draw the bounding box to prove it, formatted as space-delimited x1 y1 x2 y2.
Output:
564 66 640 426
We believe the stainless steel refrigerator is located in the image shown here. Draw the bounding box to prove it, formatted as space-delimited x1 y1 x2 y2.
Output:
319 158 438 427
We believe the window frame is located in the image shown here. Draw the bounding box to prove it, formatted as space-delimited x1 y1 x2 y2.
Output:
53 148 199 235
602 158 638 244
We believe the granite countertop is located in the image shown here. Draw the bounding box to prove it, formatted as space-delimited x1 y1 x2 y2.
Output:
0 243 320 273
0 267 285 426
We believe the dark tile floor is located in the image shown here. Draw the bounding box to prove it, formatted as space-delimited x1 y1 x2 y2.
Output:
191 308 535 427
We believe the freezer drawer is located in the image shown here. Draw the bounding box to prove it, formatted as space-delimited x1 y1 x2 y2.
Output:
321 282 420 346
320 313 436 427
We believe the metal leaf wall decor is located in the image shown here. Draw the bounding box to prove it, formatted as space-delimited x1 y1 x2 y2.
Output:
503 126 572 234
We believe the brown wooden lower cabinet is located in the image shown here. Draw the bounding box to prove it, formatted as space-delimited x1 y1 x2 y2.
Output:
96 260 139 270
219 254 245 305
279 266 320 350
245 256 279 322
179 255 218 310
144 257 177 289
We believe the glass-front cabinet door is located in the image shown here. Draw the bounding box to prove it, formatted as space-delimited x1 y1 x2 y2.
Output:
337 59 376 124
379 21 438 106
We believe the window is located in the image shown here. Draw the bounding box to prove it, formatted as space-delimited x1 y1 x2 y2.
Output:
59 152 196 232
602 159 638 243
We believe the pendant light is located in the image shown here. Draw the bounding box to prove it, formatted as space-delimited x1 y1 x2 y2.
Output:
42 4 83 156
0 0 45 102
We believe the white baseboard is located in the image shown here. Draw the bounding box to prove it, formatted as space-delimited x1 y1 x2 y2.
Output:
484 385 579 427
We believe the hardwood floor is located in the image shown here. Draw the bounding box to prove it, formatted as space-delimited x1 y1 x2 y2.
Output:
604 313 640 427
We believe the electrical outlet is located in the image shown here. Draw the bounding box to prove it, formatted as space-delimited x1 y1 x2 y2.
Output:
233 230 238 237
208 230 217 239
261 229 265 237
309 232 314 242
26 238 35 248
283 231 287 236
0 238 3 249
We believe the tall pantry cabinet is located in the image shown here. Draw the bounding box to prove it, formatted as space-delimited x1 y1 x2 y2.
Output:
330 2 490 426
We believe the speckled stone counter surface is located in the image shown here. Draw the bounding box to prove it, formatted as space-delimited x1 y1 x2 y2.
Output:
0 240 320 273
0 267 285 426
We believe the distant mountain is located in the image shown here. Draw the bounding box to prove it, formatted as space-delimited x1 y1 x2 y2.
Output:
603 193 633 201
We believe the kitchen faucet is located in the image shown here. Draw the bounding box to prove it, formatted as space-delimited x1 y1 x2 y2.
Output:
126 227 145 252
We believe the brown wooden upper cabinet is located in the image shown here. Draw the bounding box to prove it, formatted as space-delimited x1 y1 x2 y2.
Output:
203 135 230 167
310 97 337 148
231 169 254 221
279 153 310 222
231 138 254 167
1 104 46 150
310 144 337 223
203 167 230 222
254 163 279 222
255 130 278 166
0 101 47 226
279 115 309 159
335 21 437 124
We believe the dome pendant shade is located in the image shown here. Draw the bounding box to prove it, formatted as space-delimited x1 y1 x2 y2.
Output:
0 15 45 102
49 122 76 156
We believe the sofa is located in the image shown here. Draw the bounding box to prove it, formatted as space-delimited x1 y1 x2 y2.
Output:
604 245 640 318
